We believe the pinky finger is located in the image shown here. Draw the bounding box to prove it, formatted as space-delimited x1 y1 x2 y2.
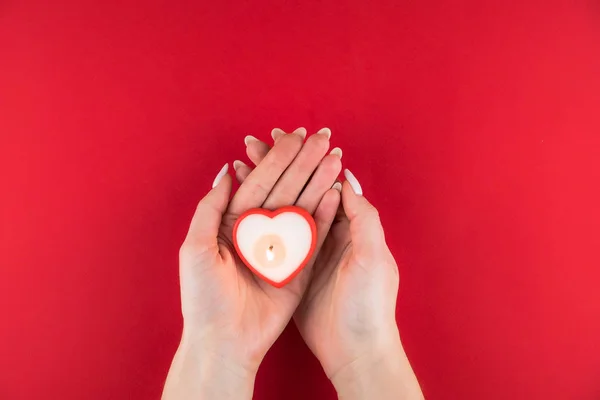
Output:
233 160 253 184
246 137 271 166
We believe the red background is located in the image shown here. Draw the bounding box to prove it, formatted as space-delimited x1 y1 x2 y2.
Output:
1 1 600 399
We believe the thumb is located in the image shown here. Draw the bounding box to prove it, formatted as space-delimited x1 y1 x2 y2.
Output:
182 163 232 258
341 169 387 265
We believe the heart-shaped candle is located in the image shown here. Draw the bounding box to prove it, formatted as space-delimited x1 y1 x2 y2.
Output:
233 206 317 288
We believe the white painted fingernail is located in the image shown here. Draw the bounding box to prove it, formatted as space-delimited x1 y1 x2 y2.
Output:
330 147 342 159
233 160 246 171
332 182 342 192
244 135 258 146
293 127 307 139
271 128 286 141
212 163 229 188
316 127 331 139
344 169 363 195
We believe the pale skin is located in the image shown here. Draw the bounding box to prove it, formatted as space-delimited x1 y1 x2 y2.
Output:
162 128 423 400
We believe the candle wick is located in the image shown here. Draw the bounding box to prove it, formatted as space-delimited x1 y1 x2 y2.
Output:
266 245 275 262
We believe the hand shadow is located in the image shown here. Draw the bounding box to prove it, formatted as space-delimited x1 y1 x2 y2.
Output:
254 322 337 400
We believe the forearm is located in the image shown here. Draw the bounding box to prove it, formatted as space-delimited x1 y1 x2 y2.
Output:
162 339 256 400
330 333 423 400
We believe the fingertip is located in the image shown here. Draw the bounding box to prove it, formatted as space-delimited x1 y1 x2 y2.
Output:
244 135 259 146
313 188 342 242
246 139 270 166
208 172 233 214
319 187 342 215
233 160 246 171
330 147 342 159
210 164 233 198
305 129 331 154
293 127 307 139
328 153 343 173
212 163 229 188
316 127 331 139
340 181 386 262
213 170 233 194
235 164 252 184
325 185 342 204
271 128 286 141
343 168 363 196
341 180 369 220
341 180 355 204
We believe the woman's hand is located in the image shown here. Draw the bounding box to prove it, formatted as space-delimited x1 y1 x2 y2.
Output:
295 175 423 400
162 129 341 400
243 131 423 400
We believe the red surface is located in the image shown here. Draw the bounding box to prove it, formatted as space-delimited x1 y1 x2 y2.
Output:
233 206 317 288
1 1 600 399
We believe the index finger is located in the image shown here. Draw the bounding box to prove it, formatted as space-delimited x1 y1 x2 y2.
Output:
228 133 304 215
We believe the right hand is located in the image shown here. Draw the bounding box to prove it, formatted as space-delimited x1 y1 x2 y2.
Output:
243 130 423 399
294 175 423 399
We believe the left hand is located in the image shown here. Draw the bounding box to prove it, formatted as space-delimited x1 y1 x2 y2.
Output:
163 128 341 399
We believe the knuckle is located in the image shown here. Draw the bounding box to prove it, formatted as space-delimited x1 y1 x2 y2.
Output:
251 179 271 199
194 198 210 215
364 204 381 221
179 241 194 260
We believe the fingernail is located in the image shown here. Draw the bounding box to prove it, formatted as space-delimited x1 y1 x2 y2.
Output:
332 182 342 192
330 147 342 159
316 127 331 139
212 163 229 188
344 169 363 196
271 128 286 141
293 127 307 139
244 135 258 146
233 160 246 171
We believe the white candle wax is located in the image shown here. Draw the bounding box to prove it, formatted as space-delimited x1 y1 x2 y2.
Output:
234 210 314 286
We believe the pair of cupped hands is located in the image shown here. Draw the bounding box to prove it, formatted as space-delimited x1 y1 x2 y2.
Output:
163 128 422 400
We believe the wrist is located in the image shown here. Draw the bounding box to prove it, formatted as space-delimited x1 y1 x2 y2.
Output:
329 330 423 400
162 337 257 400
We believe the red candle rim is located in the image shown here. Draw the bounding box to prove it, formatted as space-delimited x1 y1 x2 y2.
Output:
232 205 317 288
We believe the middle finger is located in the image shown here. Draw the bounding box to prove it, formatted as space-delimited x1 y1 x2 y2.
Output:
262 130 331 210
228 133 303 215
